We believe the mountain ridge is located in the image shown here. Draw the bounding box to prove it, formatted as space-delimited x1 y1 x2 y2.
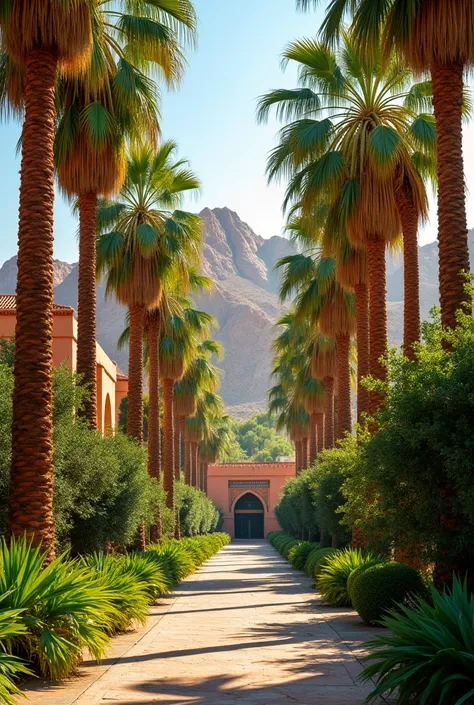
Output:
1 207 473 410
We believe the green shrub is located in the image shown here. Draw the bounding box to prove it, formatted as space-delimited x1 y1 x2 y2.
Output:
119 553 173 601
0 537 115 679
351 562 425 625
346 560 387 604
82 552 150 634
281 539 301 559
311 547 338 580
147 542 195 583
316 549 382 607
361 577 474 705
0 596 32 705
288 542 318 571
304 546 323 577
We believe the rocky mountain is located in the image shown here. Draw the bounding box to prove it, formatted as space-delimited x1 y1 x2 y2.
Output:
1 211 473 411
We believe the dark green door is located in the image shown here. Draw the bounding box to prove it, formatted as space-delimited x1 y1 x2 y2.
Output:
234 493 264 539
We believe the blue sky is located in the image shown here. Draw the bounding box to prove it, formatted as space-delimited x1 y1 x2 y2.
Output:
0 0 473 265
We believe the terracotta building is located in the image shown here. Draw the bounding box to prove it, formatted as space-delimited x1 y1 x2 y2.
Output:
207 461 295 539
0 295 127 432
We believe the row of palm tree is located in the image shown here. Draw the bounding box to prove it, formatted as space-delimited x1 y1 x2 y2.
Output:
266 1 472 476
2 0 219 556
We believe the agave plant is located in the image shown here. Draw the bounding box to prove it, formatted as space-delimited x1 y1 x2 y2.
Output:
0 537 116 679
0 597 31 705
316 548 381 607
361 577 474 705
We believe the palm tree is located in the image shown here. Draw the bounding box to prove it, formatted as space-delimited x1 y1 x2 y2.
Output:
159 304 215 530
297 367 325 465
312 335 337 449
1 1 95 556
97 143 202 443
306 0 473 331
258 33 430 413
174 338 222 483
55 1 196 426
199 415 232 493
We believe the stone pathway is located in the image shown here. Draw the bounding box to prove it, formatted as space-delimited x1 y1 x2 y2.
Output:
25 541 388 705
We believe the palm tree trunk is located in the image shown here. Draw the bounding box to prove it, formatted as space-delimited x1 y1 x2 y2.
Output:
179 415 185 473
199 461 205 491
367 234 387 415
173 400 180 481
309 412 317 465
147 316 160 479
147 315 161 545
127 303 145 442
77 191 98 428
395 187 420 360
162 378 175 526
431 60 470 331
323 376 335 449
295 441 300 475
9 48 58 559
203 462 208 494
301 437 308 471
190 441 198 487
184 437 191 484
354 282 369 420
336 333 351 439
316 412 324 453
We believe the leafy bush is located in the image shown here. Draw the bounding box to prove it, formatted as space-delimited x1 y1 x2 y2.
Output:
346 560 387 604
361 577 474 705
0 537 115 679
304 546 324 577
351 562 425 625
82 552 150 634
316 549 382 607
288 541 318 571
311 547 338 580
0 597 32 705
147 542 195 583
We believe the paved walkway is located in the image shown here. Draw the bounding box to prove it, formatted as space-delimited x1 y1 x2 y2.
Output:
25 541 387 705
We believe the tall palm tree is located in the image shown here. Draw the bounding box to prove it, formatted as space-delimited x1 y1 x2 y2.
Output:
311 335 337 449
97 143 202 442
159 304 214 529
305 0 474 331
1 0 95 556
199 414 232 493
55 0 196 426
296 367 325 465
258 33 430 414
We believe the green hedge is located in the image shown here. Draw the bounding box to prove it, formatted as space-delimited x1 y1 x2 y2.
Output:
350 562 426 625
316 549 383 607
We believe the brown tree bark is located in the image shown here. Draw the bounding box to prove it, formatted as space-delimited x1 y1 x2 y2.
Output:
309 412 317 466
147 315 161 480
316 412 324 453
367 234 387 415
179 415 185 473
294 441 300 475
173 401 181 482
301 437 308 471
162 378 175 524
354 282 369 420
199 461 206 491
396 188 420 360
323 376 335 449
77 191 98 428
190 441 198 487
336 333 351 439
203 463 208 494
184 437 191 484
127 303 145 442
9 48 58 559
431 60 471 331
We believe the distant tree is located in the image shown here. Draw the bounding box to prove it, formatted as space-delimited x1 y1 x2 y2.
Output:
229 414 293 462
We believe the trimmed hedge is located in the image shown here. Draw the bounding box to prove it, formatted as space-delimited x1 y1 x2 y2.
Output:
346 560 386 604
288 541 319 571
350 562 426 625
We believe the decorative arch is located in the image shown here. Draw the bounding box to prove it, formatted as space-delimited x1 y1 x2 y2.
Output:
104 393 112 435
230 488 269 513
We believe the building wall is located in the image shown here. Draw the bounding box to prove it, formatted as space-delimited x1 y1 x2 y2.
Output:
207 462 295 538
0 307 126 435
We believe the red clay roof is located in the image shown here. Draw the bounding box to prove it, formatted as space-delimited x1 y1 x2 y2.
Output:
0 294 74 314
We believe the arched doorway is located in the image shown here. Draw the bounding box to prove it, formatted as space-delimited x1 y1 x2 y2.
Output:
234 492 264 539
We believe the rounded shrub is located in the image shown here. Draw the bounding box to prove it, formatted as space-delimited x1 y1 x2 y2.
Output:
310 547 338 580
281 538 301 559
288 541 319 571
316 549 382 607
346 560 387 604
304 546 323 577
351 562 426 625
